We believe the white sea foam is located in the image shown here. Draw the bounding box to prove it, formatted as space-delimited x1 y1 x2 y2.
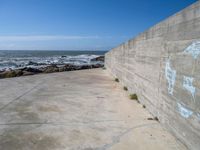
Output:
0 54 103 71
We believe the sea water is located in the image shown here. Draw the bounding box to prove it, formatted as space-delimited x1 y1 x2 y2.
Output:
0 50 106 71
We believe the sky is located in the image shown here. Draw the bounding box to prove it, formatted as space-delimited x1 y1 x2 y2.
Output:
0 0 197 50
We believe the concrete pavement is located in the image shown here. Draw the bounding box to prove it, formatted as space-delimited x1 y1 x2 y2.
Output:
0 69 186 150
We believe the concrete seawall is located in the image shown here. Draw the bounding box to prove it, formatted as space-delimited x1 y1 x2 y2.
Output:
105 1 200 149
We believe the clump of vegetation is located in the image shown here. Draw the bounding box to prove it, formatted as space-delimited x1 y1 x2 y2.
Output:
115 78 119 82
143 105 146 108
147 117 153 120
4 70 22 78
129 94 140 103
147 117 159 122
154 117 159 121
5 72 16 78
129 94 138 100
102 67 106 70
123 86 128 91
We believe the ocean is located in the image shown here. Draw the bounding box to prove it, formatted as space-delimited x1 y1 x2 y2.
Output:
0 50 107 71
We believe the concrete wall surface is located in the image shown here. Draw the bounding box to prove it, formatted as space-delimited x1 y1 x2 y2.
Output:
105 1 200 149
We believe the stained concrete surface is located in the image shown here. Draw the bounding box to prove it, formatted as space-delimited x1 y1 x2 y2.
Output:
0 69 186 150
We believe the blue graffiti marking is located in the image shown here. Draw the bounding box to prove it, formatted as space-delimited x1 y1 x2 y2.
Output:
183 76 196 100
177 103 193 118
165 59 176 95
184 41 200 59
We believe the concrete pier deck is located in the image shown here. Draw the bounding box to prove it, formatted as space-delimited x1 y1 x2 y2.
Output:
0 69 186 150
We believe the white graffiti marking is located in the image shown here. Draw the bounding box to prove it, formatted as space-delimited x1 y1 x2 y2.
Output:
183 76 196 99
197 113 200 120
184 41 200 59
165 59 176 95
177 103 193 118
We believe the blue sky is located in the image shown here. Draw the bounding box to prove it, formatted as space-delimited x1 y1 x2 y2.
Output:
0 0 197 50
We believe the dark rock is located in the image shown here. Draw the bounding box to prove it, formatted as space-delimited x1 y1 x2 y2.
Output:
27 61 38 66
62 64 77 71
22 67 42 73
22 71 36 76
0 69 23 78
91 64 104 68
0 71 16 78
42 65 59 73
80 65 91 70
91 56 105 62
14 69 23 76
0 63 104 79
61 55 67 58
58 67 65 72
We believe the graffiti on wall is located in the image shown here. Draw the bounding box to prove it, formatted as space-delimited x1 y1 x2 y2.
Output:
177 103 193 118
197 113 200 120
184 41 200 59
165 41 200 119
183 76 196 100
165 59 176 95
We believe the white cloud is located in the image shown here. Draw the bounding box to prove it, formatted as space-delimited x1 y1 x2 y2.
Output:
0 35 101 41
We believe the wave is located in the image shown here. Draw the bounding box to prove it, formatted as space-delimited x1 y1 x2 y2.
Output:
0 54 103 71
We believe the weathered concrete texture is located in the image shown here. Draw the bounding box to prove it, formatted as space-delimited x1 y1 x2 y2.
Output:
105 1 200 150
0 69 185 150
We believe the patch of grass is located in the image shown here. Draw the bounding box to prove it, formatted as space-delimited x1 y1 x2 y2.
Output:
129 94 138 100
147 117 159 122
115 78 119 82
154 117 159 121
143 105 146 108
123 86 128 91
147 117 154 120
102 67 106 70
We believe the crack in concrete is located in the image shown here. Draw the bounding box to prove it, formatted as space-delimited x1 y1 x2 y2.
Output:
97 123 158 150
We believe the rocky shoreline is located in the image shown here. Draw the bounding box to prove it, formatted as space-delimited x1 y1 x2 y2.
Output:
0 63 104 79
0 56 105 79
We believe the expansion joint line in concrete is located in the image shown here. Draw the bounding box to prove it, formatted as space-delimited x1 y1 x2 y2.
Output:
98 123 158 150
0 81 44 112
0 119 133 126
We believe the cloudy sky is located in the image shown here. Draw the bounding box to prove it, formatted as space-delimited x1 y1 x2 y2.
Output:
0 0 197 50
